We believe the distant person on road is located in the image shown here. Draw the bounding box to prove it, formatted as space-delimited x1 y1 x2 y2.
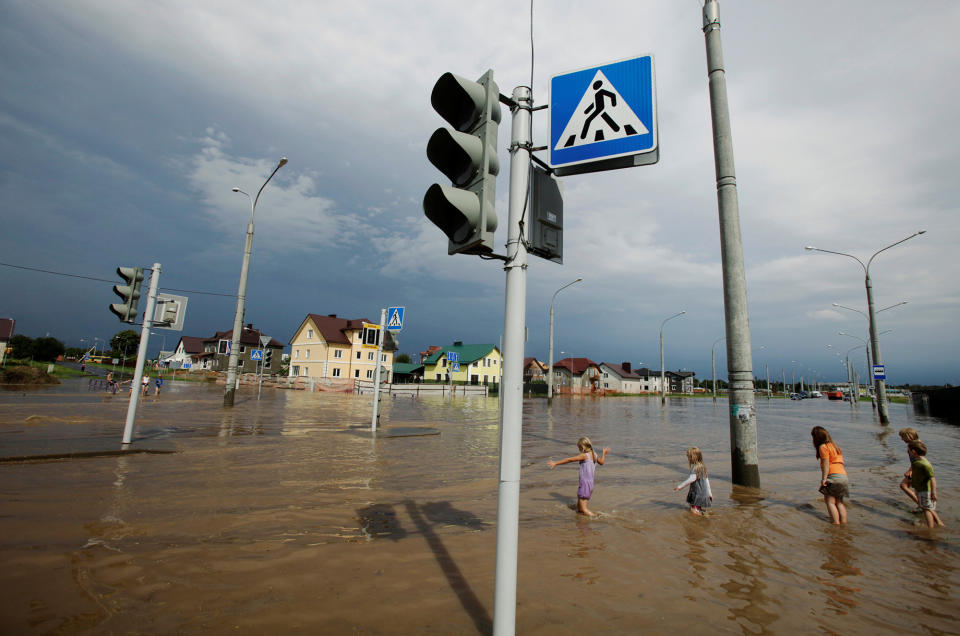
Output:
898 428 922 511
142 374 150 396
811 426 848 525
907 440 945 528
154 375 163 395
674 446 712 515
106 371 116 393
547 436 610 517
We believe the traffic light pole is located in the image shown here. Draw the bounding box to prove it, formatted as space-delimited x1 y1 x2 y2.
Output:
493 85 531 636
703 0 760 487
122 262 161 445
370 308 386 432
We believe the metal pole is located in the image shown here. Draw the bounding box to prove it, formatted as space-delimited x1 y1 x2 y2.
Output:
712 347 716 402
224 158 286 407
547 303 554 400
493 84 531 636
703 0 760 487
122 262 160 445
864 271 890 423
371 308 386 432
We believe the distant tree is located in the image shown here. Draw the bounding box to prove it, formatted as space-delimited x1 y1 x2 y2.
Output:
32 337 65 362
110 330 140 355
395 353 412 364
9 335 34 359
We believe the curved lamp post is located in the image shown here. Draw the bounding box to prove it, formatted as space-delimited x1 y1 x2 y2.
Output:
223 157 287 407
547 277 582 401
660 311 685 405
805 230 924 423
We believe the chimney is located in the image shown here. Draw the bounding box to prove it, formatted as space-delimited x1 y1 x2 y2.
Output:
328 314 337 318
453 341 463 347
622 362 631 373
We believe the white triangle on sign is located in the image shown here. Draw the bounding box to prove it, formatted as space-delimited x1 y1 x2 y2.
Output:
553 70 649 151
388 310 402 328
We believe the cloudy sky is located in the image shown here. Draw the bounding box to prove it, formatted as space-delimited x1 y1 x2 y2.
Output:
1 1 957 386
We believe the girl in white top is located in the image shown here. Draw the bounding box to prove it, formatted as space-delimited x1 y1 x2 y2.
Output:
674 446 712 515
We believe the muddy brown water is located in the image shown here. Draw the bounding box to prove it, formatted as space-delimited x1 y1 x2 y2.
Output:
1 380 957 634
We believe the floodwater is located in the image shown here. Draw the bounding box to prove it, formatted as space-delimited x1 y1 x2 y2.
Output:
0 379 957 634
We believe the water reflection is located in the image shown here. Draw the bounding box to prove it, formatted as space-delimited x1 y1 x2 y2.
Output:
815 527 862 614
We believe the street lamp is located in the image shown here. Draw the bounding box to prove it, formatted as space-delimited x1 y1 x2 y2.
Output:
224 157 288 407
660 311 685 405
805 230 925 423
547 277 582 401
711 336 725 402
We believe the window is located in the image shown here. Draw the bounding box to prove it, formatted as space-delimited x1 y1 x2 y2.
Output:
333 368 341 377
368 352 374 360
381 354 387 362
356 351 361 360
366 370 373 378
295 350 299 359
436 373 442 381
355 369 360 378
239 345 245 354
306 349 310 359
334 349 342 359
303 366 309 376
307 329 314 339
292 365 299 376
474 361 479 368
442 359 447 368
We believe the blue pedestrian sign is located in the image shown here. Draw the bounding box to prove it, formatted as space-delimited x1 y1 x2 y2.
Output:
448 352 459 363
250 349 263 361
452 362 461 372
549 55 658 176
872 364 886 380
387 306 405 331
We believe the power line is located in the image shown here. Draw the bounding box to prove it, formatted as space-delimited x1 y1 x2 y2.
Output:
0 261 235 298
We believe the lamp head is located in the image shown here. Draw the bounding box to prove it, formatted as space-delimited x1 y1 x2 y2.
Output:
804 246 816 251
278 157 288 167
918 230 926 235
232 187 240 192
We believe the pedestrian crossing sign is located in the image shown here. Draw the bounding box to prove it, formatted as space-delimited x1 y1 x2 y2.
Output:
549 55 658 176
387 306 405 331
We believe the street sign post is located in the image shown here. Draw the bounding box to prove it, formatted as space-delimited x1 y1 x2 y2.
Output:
549 55 658 176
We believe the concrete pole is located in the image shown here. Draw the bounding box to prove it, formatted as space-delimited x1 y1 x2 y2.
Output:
122 263 160 445
493 85 531 636
224 158 286 407
703 0 760 487
547 278 581 402
660 311 685 405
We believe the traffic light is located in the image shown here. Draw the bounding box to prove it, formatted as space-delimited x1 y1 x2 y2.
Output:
424 69 500 255
264 348 273 368
109 267 144 323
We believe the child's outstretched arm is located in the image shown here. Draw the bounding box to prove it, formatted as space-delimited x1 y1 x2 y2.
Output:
547 453 587 469
674 473 696 491
596 447 611 465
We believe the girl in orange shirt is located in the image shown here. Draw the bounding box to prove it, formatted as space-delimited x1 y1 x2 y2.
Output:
811 426 848 524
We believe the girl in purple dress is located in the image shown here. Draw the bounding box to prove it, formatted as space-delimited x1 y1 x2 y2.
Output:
547 437 610 517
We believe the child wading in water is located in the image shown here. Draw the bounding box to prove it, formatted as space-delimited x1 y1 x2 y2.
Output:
547 437 610 517
675 447 712 515
898 428 921 510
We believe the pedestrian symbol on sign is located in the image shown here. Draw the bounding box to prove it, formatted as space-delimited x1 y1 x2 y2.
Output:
387 306 405 331
554 70 648 150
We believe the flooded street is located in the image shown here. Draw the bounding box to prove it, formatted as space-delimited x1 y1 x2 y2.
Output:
1 379 957 634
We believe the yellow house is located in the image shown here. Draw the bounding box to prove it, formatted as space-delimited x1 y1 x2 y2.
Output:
422 341 501 385
288 313 395 382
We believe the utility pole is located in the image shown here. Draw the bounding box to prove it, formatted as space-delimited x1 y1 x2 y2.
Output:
703 0 760 487
492 85 531 636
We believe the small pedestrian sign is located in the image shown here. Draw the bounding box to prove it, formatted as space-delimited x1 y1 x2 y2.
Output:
873 364 886 380
452 362 461 372
250 349 263 361
387 306 405 331
549 55 658 176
